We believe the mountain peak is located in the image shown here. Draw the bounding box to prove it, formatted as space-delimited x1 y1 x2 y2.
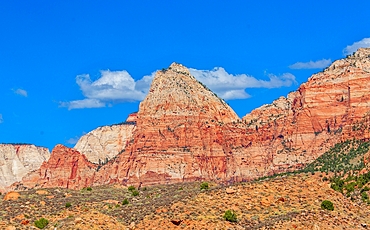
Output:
351 47 370 58
168 62 191 75
138 62 239 123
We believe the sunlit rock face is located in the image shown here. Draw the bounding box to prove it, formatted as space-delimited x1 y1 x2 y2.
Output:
74 113 137 164
0 144 49 191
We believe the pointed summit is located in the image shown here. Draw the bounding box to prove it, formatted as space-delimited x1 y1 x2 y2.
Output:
138 63 239 123
168 62 191 75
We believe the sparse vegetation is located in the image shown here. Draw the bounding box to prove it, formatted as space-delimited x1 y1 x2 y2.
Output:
131 190 139 196
122 198 129 205
65 202 72 208
223 210 237 222
200 182 209 190
34 217 49 229
128 185 136 192
321 200 334 211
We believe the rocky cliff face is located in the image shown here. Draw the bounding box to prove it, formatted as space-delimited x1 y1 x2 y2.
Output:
74 113 137 164
0 144 49 190
14 144 97 190
242 47 370 172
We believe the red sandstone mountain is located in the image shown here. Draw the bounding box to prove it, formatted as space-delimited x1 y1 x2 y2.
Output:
13 48 370 189
13 144 97 190
94 50 370 186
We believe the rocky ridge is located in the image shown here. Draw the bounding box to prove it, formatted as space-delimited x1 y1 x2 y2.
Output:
242 47 370 171
0 144 49 191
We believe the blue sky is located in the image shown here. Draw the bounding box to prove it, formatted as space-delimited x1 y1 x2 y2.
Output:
1 1 370 150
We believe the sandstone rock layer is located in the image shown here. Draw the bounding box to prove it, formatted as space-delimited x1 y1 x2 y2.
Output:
74 114 136 164
0 144 49 190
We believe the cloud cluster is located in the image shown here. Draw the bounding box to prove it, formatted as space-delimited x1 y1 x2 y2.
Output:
0 114 3 124
61 67 296 109
66 136 81 145
289 59 332 69
190 67 296 100
60 70 152 110
13 88 28 97
343 38 370 55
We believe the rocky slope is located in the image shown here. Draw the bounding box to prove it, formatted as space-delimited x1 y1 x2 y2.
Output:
74 113 137 164
14 144 97 190
0 144 49 191
2 173 370 229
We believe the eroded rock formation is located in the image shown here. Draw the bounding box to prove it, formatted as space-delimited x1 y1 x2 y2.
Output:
15 144 97 190
0 144 49 190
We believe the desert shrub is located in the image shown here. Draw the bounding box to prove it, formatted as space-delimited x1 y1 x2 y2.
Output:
223 210 237 222
122 198 129 205
131 190 139 196
65 202 72 208
200 182 209 190
321 200 334 211
34 217 49 229
86 187 92 191
128 185 136 192
362 186 370 192
361 191 369 201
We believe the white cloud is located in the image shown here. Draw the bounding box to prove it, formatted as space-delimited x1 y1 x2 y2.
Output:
289 59 332 69
189 67 296 100
61 66 297 108
60 70 151 110
343 38 370 55
66 136 80 145
13 88 28 97
60 99 106 110
0 114 3 124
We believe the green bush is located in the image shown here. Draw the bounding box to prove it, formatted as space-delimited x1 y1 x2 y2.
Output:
65 202 72 208
321 200 334 211
128 185 136 192
122 198 129 205
131 190 139 196
223 210 237 222
34 217 49 229
86 187 92 191
361 191 369 201
200 182 209 190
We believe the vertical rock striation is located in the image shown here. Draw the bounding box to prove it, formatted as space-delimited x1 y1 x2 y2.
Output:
0 144 49 191
15 144 97 190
